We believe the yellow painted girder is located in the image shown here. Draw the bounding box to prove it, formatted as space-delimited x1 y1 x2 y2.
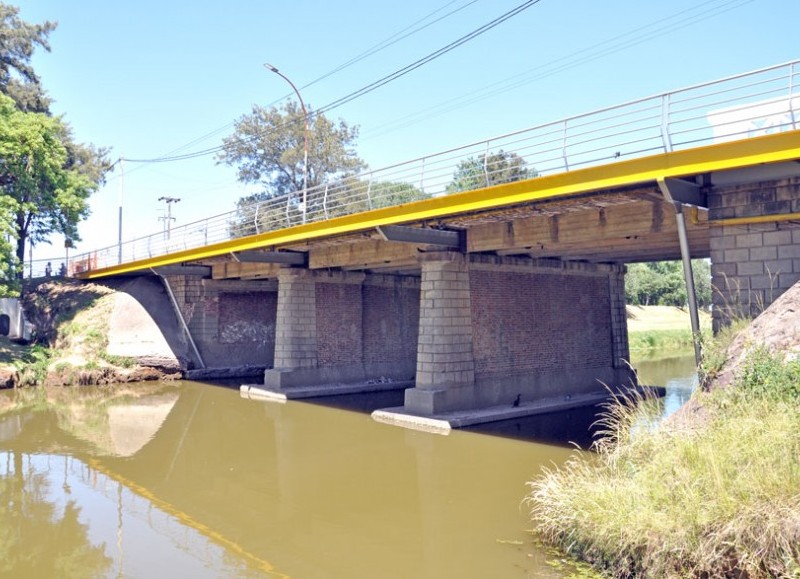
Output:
81 130 800 279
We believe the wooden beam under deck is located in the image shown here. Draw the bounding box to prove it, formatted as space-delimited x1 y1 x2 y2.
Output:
466 199 708 261
308 239 421 271
212 261 282 280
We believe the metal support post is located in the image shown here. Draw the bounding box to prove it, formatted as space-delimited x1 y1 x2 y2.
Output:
153 271 206 369
674 204 702 366
658 178 702 367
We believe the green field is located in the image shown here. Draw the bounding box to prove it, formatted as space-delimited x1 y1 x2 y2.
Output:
627 305 711 353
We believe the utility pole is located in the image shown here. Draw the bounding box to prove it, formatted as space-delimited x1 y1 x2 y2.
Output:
158 196 181 240
118 157 124 263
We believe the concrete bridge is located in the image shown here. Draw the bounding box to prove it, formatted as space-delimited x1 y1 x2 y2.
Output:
72 61 800 428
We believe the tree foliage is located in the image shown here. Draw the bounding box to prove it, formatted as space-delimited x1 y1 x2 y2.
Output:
0 3 56 112
0 95 104 262
626 259 712 308
218 101 364 196
228 178 428 238
219 101 368 236
0 6 110 292
446 149 535 194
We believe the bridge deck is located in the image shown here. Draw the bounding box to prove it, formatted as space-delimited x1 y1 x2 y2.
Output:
79 130 800 280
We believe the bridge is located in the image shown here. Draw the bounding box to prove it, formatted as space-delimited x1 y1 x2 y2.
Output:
69 60 800 428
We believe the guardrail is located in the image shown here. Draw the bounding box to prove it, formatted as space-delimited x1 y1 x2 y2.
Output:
69 59 800 274
23 258 69 280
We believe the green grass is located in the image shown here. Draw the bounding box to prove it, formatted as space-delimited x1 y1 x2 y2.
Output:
0 336 30 365
628 328 703 353
627 305 712 354
526 348 800 578
13 345 53 387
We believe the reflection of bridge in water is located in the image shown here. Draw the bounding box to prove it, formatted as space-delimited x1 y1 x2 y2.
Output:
2 383 582 577
68 60 800 429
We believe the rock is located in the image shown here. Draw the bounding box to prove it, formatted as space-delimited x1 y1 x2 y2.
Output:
710 281 800 390
0 368 18 389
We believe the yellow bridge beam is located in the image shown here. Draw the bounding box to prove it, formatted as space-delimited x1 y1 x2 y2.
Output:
80 130 800 279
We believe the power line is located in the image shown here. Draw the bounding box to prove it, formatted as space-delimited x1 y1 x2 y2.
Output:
316 0 542 115
298 0 482 92
361 0 755 140
119 0 483 166
123 0 543 165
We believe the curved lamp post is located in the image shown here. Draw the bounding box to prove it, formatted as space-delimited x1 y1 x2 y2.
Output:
264 63 309 224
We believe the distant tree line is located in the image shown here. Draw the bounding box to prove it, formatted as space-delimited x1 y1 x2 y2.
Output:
625 260 712 309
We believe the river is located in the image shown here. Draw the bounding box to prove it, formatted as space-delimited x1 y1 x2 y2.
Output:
0 352 696 578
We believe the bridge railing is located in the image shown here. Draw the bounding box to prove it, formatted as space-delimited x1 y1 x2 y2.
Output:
70 60 800 274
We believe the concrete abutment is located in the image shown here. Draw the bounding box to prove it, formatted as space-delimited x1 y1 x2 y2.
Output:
709 177 800 332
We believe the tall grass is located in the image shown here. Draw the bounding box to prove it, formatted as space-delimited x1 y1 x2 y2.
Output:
526 349 800 578
628 329 703 353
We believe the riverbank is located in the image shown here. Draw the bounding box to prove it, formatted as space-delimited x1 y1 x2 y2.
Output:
0 279 181 388
627 305 711 353
527 289 800 577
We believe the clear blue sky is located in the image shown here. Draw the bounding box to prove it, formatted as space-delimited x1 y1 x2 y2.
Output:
17 0 800 260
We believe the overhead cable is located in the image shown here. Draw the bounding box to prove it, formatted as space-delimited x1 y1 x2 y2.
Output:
123 0 543 164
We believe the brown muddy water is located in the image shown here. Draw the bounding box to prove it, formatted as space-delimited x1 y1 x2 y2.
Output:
0 353 695 578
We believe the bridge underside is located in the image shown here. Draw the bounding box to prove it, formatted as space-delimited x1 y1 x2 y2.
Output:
79 133 800 429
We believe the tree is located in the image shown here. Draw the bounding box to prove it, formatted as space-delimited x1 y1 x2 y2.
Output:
218 101 366 233
446 149 535 194
625 260 712 308
0 3 56 113
321 178 428 218
0 7 109 291
0 94 107 276
227 178 429 238
0 194 16 294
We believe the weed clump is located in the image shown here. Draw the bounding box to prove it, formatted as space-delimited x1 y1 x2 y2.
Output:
526 349 800 578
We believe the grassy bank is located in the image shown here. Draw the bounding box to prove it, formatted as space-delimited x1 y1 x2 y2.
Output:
1 280 172 388
627 305 711 354
526 339 800 578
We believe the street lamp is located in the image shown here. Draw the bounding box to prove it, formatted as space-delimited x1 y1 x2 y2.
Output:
264 62 309 224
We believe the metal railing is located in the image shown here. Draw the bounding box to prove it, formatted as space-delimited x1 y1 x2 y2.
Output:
23 258 69 280
68 60 800 275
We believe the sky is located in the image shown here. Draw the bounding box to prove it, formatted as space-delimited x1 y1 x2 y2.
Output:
16 0 800 263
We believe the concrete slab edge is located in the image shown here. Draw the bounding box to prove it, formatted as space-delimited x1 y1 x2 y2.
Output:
371 386 664 431
371 408 452 435
239 384 287 403
240 380 413 401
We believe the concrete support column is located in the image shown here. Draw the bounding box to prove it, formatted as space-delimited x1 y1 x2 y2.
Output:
404 251 476 415
272 268 318 371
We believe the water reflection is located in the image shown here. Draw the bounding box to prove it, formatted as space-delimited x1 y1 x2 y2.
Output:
0 383 569 578
467 404 604 448
0 451 112 578
0 353 698 578
633 353 698 419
